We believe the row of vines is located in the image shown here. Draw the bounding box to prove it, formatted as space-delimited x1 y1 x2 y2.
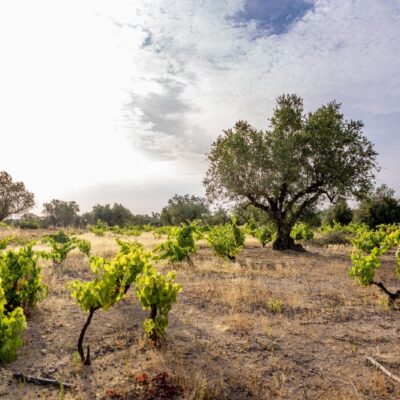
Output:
1 219 399 366
0 232 182 365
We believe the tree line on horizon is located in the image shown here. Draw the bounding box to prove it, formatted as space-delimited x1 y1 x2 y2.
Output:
1 172 399 231
1 94 400 249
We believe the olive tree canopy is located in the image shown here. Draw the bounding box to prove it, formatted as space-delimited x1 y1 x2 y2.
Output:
204 94 378 250
43 199 80 228
0 171 35 221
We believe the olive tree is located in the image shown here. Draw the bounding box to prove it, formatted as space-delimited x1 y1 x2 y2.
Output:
0 171 35 221
204 94 377 251
160 194 210 225
43 199 80 228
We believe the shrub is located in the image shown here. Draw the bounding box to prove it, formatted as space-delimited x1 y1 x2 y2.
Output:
70 241 150 364
254 226 273 247
43 231 91 263
290 222 314 241
90 220 108 236
0 245 47 312
0 236 14 251
155 224 198 262
207 218 245 260
18 220 40 229
135 267 182 344
0 278 26 363
348 225 400 305
309 231 351 247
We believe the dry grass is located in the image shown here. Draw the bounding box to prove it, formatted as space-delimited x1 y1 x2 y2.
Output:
0 231 400 399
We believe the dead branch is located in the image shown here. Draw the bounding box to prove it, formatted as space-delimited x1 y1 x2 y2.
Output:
366 356 400 384
13 371 72 389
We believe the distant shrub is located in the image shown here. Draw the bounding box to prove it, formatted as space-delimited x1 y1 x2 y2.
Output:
90 220 108 236
18 220 39 229
267 298 284 314
0 236 14 251
207 218 245 260
309 231 351 247
254 226 273 247
155 224 197 262
43 231 91 263
290 222 314 241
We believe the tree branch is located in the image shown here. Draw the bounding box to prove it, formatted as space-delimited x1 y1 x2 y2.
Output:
283 181 323 215
246 194 275 219
288 191 322 226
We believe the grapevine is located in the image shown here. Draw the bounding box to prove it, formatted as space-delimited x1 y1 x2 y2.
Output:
135 266 182 345
43 231 91 264
0 244 47 313
0 277 27 363
70 240 150 364
290 222 314 241
349 225 400 305
155 224 198 262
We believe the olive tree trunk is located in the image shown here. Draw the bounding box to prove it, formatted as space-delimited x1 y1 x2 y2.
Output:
272 219 304 251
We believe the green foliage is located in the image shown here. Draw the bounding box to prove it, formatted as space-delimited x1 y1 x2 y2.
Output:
234 204 271 226
43 231 91 263
152 226 175 238
0 236 14 251
90 220 108 236
354 185 400 228
70 241 149 312
43 199 80 228
349 225 400 304
246 222 273 247
155 224 198 262
207 218 245 260
0 245 47 312
267 298 284 314
135 267 182 342
255 227 272 247
89 203 133 227
18 220 39 229
324 199 353 226
290 222 314 241
160 194 210 225
0 278 27 363
111 225 142 236
351 224 397 253
204 94 378 250
70 240 152 364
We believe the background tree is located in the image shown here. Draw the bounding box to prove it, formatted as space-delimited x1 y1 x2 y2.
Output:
89 203 133 227
323 199 353 226
0 171 35 221
130 212 160 226
17 213 41 229
203 207 229 226
233 203 271 226
160 194 210 225
204 94 378 250
354 184 400 228
42 199 80 228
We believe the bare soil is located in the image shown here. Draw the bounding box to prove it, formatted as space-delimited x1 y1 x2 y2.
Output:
0 230 399 399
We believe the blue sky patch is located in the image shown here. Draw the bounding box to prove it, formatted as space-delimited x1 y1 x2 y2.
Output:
232 0 314 35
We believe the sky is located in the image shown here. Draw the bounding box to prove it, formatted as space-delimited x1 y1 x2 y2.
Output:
0 0 399 214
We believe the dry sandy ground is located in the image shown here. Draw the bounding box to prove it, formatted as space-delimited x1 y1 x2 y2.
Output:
0 230 399 399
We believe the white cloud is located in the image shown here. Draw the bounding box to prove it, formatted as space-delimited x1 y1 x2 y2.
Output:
0 0 399 212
